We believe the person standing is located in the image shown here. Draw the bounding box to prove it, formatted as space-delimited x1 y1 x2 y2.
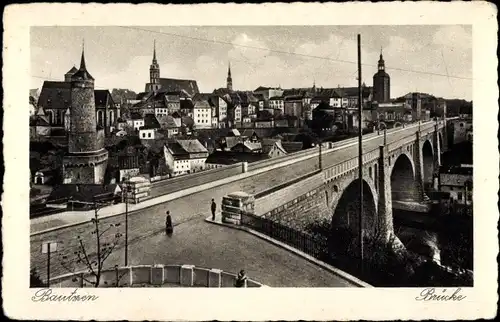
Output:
211 198 217 221
165 211 173 235
234 270 247 288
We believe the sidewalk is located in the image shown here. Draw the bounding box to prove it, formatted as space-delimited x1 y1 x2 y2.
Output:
204 212 372 288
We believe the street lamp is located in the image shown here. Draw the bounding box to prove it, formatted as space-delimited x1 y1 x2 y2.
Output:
41 241 58 287
121 175 132 267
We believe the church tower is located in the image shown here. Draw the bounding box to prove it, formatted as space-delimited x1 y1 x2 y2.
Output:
373 49 390 103
226 62 233 91
62 43 108 184
147 40 161 92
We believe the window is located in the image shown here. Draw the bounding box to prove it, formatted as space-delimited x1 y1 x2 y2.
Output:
142 133 146 138
148 133 151 138
457 192 463 201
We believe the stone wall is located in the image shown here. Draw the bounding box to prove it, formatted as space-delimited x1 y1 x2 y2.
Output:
49 264 265 288
262 186 330 231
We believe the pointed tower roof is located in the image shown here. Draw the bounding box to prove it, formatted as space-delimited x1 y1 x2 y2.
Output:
153 39 157 63
227 62 232 77
72 41 94 81
378 47 385 64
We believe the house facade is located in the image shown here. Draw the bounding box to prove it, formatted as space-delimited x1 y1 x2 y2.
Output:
163 139 209 176
193 99 212 129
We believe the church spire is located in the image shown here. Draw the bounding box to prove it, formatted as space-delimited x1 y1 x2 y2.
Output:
378 47 385 71
80 40 87 70
226 61 233 91
153 39 157 63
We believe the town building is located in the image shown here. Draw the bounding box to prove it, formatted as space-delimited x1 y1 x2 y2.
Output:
144 41 200 96
30 106 51 140
139 114 162 140
193 97 213 129
37 70 118 136
127 112 145 131
262 139 287 158
451 119 473 145
439 165 473 205
370 101 413 129
209 95 228 128
157 115 181 138
284 95 303 118
373 49 391 103
254 86 284 102
205 151 269 169
163 139 209 176
269 96 285 114
62 46 108 184
230 141 262 153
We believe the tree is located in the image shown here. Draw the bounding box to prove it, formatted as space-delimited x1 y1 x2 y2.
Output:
111 88 137 104
30 267 46 287
59 199 123 287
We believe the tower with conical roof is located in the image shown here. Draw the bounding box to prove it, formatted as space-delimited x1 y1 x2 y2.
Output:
226 62 233 91
63 43 108 184
147 40 161 92
373 48 390 103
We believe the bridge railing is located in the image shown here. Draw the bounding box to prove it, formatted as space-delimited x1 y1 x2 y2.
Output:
241 212 328 259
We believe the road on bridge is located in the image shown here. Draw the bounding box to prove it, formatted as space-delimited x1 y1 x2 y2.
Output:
95 219 357 287
31 122 434 235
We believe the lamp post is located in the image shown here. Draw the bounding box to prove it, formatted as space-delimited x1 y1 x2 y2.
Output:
121 175 132 267
41 241 58 287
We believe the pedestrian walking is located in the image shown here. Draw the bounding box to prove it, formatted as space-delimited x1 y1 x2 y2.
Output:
211 198 217 221
234 270 247 288
165 211 173 235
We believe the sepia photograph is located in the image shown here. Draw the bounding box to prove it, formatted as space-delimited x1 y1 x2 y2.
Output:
28 24 473 289
3 2 498 321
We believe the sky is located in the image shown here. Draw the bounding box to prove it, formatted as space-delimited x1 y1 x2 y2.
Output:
30 25 472 100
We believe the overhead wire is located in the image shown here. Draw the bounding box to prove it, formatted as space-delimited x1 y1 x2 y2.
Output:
118 26 473 81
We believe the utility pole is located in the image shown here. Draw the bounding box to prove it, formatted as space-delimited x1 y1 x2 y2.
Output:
124 182 129 267
357 34 364 273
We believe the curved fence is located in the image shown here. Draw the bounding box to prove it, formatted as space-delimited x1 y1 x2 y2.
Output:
48 264 265 288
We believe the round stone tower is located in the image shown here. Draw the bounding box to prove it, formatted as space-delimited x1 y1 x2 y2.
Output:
62 45 108 184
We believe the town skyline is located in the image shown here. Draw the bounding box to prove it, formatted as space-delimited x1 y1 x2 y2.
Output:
31 25 472 100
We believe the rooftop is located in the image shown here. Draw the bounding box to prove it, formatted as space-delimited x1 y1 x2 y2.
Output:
176 139 208 154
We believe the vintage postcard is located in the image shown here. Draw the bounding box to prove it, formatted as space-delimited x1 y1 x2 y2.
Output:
2 2 498 321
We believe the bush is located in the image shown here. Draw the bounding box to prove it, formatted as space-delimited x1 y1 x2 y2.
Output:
30 268 46 287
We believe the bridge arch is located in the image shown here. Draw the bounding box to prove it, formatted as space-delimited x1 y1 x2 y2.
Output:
390 153 419 201
378 122 387 130
422 140 434 185
330 178 377 256
394 122 402 128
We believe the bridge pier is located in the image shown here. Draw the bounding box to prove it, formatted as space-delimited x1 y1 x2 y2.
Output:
414 131 427 201
376 145 394 242
433 124 442 167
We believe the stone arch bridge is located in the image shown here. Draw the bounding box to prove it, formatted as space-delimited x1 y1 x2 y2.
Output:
256 119 448 252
